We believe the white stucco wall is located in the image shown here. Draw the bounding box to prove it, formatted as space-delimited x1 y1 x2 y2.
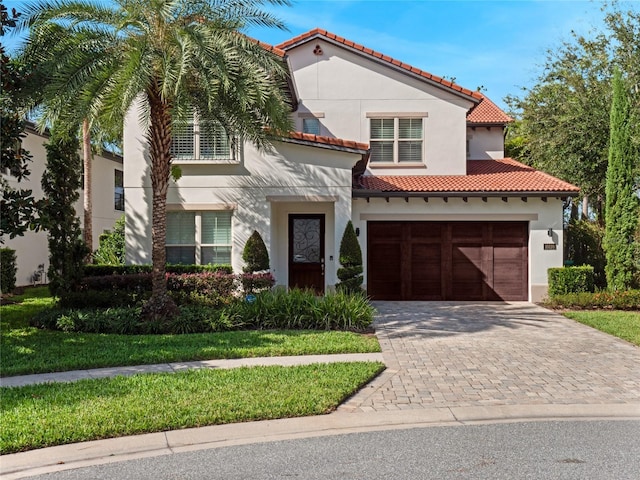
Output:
352 196 565 302
287 39 473 175
467 126 505 159
124 107 361 290
2 130 123 287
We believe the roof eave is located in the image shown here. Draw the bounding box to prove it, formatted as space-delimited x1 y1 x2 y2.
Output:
352 190 580 198
280 137 368 155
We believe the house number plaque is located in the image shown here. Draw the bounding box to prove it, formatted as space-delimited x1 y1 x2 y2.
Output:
543 243 557 250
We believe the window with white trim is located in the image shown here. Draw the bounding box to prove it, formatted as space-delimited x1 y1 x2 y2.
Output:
170 118 235 162
166 211 232 265
370 117 423 163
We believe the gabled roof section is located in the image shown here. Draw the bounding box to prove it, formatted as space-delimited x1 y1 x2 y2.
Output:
357 159 579 196
277 28 484 102
467 95 513 125
280 131 369 154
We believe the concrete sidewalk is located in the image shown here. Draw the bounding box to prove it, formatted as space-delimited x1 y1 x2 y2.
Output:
0 353 384 388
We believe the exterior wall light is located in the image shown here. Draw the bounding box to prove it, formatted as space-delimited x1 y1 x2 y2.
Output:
547 228 553 237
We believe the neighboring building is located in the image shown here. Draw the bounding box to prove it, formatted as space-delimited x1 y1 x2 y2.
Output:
124 29 579 302
2 123 124 286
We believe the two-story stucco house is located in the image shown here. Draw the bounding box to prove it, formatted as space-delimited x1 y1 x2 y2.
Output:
2 123 125 286
124 29 579 302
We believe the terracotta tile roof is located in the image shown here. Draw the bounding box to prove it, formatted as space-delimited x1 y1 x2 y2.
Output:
276 28 484 101
467 96 513 124
257 40 286 58
283 131 369 152
359 159 580 194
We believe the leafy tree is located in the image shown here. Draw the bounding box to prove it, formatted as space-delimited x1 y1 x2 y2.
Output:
20 0 293 320
40 131 89 298
93 215 125 265
505 2 640 220
0 2 38 241
242 230 269 273
336 221 363 294
604 70 638 290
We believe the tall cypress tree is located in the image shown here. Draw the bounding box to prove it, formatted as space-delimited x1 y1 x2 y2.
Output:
604 69 639 290
40 131 89 298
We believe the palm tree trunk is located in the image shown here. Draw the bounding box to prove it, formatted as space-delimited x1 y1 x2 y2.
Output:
83 118 93 258
142 82 179 319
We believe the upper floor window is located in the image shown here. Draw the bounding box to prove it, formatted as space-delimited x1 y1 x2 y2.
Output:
170 118 235 163
114 169 124 211
302 117 321 135
369 117 423 164
166 210 232 265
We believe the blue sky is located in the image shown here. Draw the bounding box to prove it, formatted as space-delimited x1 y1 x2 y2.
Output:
3 0 630 111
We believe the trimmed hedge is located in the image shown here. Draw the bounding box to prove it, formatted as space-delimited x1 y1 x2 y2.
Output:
543 289 640 310
83 264 233 276
0 248 17 294
548 266 595 297
239 272 275 294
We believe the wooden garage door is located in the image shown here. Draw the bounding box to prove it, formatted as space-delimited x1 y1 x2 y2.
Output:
367 222 528 301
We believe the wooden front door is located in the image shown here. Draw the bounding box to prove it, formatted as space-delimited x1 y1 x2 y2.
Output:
289 214 325 293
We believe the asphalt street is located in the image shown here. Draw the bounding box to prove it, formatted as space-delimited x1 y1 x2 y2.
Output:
25 420 640 480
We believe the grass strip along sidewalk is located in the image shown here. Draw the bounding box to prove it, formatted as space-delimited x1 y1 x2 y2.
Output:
1 362 385 454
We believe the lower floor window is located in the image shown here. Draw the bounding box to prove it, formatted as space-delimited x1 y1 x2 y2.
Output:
166 211 232 265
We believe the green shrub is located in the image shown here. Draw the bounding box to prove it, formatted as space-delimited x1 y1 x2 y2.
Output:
336 221 363 294
242 230 269 273
0 248 17 294
565 220 606 289
548 266 595 297
543 289 640 310
30 290 375 335
93 216 125 265
230 289 374 331
239 272 275 294
83 264 233 276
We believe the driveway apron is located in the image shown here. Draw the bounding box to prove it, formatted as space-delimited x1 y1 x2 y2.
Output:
339 302 640 412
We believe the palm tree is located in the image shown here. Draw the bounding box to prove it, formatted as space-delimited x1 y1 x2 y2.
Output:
21 0 293 319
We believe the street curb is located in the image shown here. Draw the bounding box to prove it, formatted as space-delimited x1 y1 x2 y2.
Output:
2 403 639 479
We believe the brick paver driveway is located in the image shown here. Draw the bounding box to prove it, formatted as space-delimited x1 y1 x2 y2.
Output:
339 302 640 412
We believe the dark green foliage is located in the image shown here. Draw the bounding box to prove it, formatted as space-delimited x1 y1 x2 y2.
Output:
336 221 363 293
604 70 639 291
40 132 89 298
548 266 595 297
32 289 375 334
242 230 270 273
565 220 606 289
543 289 640 310
83 264 232 276
0 247 17 293
93 216 125 265
227 289 374 331
0 4 38 241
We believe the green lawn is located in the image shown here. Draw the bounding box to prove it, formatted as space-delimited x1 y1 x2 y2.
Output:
563 310 640 346
1 287 380 376
0 362 385 453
